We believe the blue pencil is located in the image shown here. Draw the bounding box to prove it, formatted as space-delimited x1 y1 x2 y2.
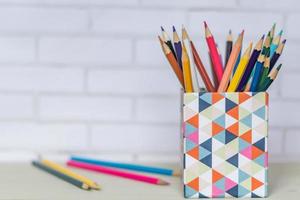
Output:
250 54 265 92
269 30 283 58
232 48 242 74
172 26 182 69
70 156 180 176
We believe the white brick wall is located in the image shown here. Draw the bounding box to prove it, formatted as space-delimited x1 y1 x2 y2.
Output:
0 0 297 162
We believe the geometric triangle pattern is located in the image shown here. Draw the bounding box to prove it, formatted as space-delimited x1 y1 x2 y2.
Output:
183 92 268 198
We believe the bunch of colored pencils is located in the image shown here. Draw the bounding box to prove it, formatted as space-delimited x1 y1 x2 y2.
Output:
32 159 100 190
67 156 179 185
159 23 285 92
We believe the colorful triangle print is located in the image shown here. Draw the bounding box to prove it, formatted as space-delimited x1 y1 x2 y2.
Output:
187 177 199 191
225 98 238 112
183 92 268 198
187 114 198 127
212 122 225 136
212 93 224 104
239 92 251 104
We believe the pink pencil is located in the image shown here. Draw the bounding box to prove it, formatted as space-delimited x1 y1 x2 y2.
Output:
67 160 169 185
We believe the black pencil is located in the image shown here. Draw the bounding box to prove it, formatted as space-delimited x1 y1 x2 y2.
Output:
161 26 177 60
225 30 233 66
32 161 90 190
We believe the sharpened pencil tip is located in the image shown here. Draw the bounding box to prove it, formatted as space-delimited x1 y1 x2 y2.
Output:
261 34 265 39
204 21 207 28
157 179 170 185
160 26 165 31
172 26 176 32
241 30 245 35
277 64 282 70
279 30 283 36
229 29 232 34
282 39 287 44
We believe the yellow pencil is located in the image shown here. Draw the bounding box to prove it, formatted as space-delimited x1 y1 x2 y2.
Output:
182 42 194 92
227 42 253 92
41 159 100 190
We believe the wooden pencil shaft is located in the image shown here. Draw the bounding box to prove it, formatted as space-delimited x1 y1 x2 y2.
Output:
68 161 168 185
237 49 261 91
42 159 99 190
225 41 233 66
218 31 244 92
32 161 90 190
71 156 176 176
182 43 194 92
227 43 252 92
159 37 185 88
190 42 215 92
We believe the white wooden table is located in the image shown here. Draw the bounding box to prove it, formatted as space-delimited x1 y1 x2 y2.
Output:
0 163 299 199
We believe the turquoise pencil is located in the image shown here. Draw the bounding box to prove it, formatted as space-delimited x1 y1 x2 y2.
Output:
270 30 283 57
71 156 180 176
250 54 265 92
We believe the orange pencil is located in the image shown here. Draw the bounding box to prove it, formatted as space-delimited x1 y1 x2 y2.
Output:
218 30 244 92
204 22 223 83
158 36 185 88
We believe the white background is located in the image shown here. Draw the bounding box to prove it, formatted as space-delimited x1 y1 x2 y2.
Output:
0 0 298 163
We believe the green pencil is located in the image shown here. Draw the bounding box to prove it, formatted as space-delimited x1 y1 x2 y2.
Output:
258 57 271 89
32 161 90 190
259 64 282 91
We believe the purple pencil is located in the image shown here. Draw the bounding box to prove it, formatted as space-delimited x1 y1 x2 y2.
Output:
237 35 264 91
270 39 286 72
172 26 182 69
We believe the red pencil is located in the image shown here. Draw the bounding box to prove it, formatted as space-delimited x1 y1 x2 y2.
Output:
204 22 223 83
67 160 169 185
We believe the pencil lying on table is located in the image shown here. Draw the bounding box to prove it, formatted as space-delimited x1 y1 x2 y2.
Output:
41 159 100 190
67 160 169 185
32 161 90 190
70 156 180 176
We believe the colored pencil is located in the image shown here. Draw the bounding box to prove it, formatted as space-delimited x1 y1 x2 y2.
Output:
161 26 177 60
218 30 244 92
67 160 169 185
233 49 242 75
237 35 264 91
204 21 223 83
225 30 233 66
250 54 265 92
172 26 182 68
270 39 286 71
259 64 282 91
42 159 100 190
262 33 271 56
270 30 283 57
71 156 180 176
32 161 90 190
227 42 252 92
257 57 271 89
182 27 199 92
190 39 216 92
217 45 223 69
158 36 185 88
209 51 219 88
182 41 194 92
270 23 276 43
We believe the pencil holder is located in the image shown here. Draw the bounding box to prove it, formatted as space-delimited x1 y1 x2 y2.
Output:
183 92 268 198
